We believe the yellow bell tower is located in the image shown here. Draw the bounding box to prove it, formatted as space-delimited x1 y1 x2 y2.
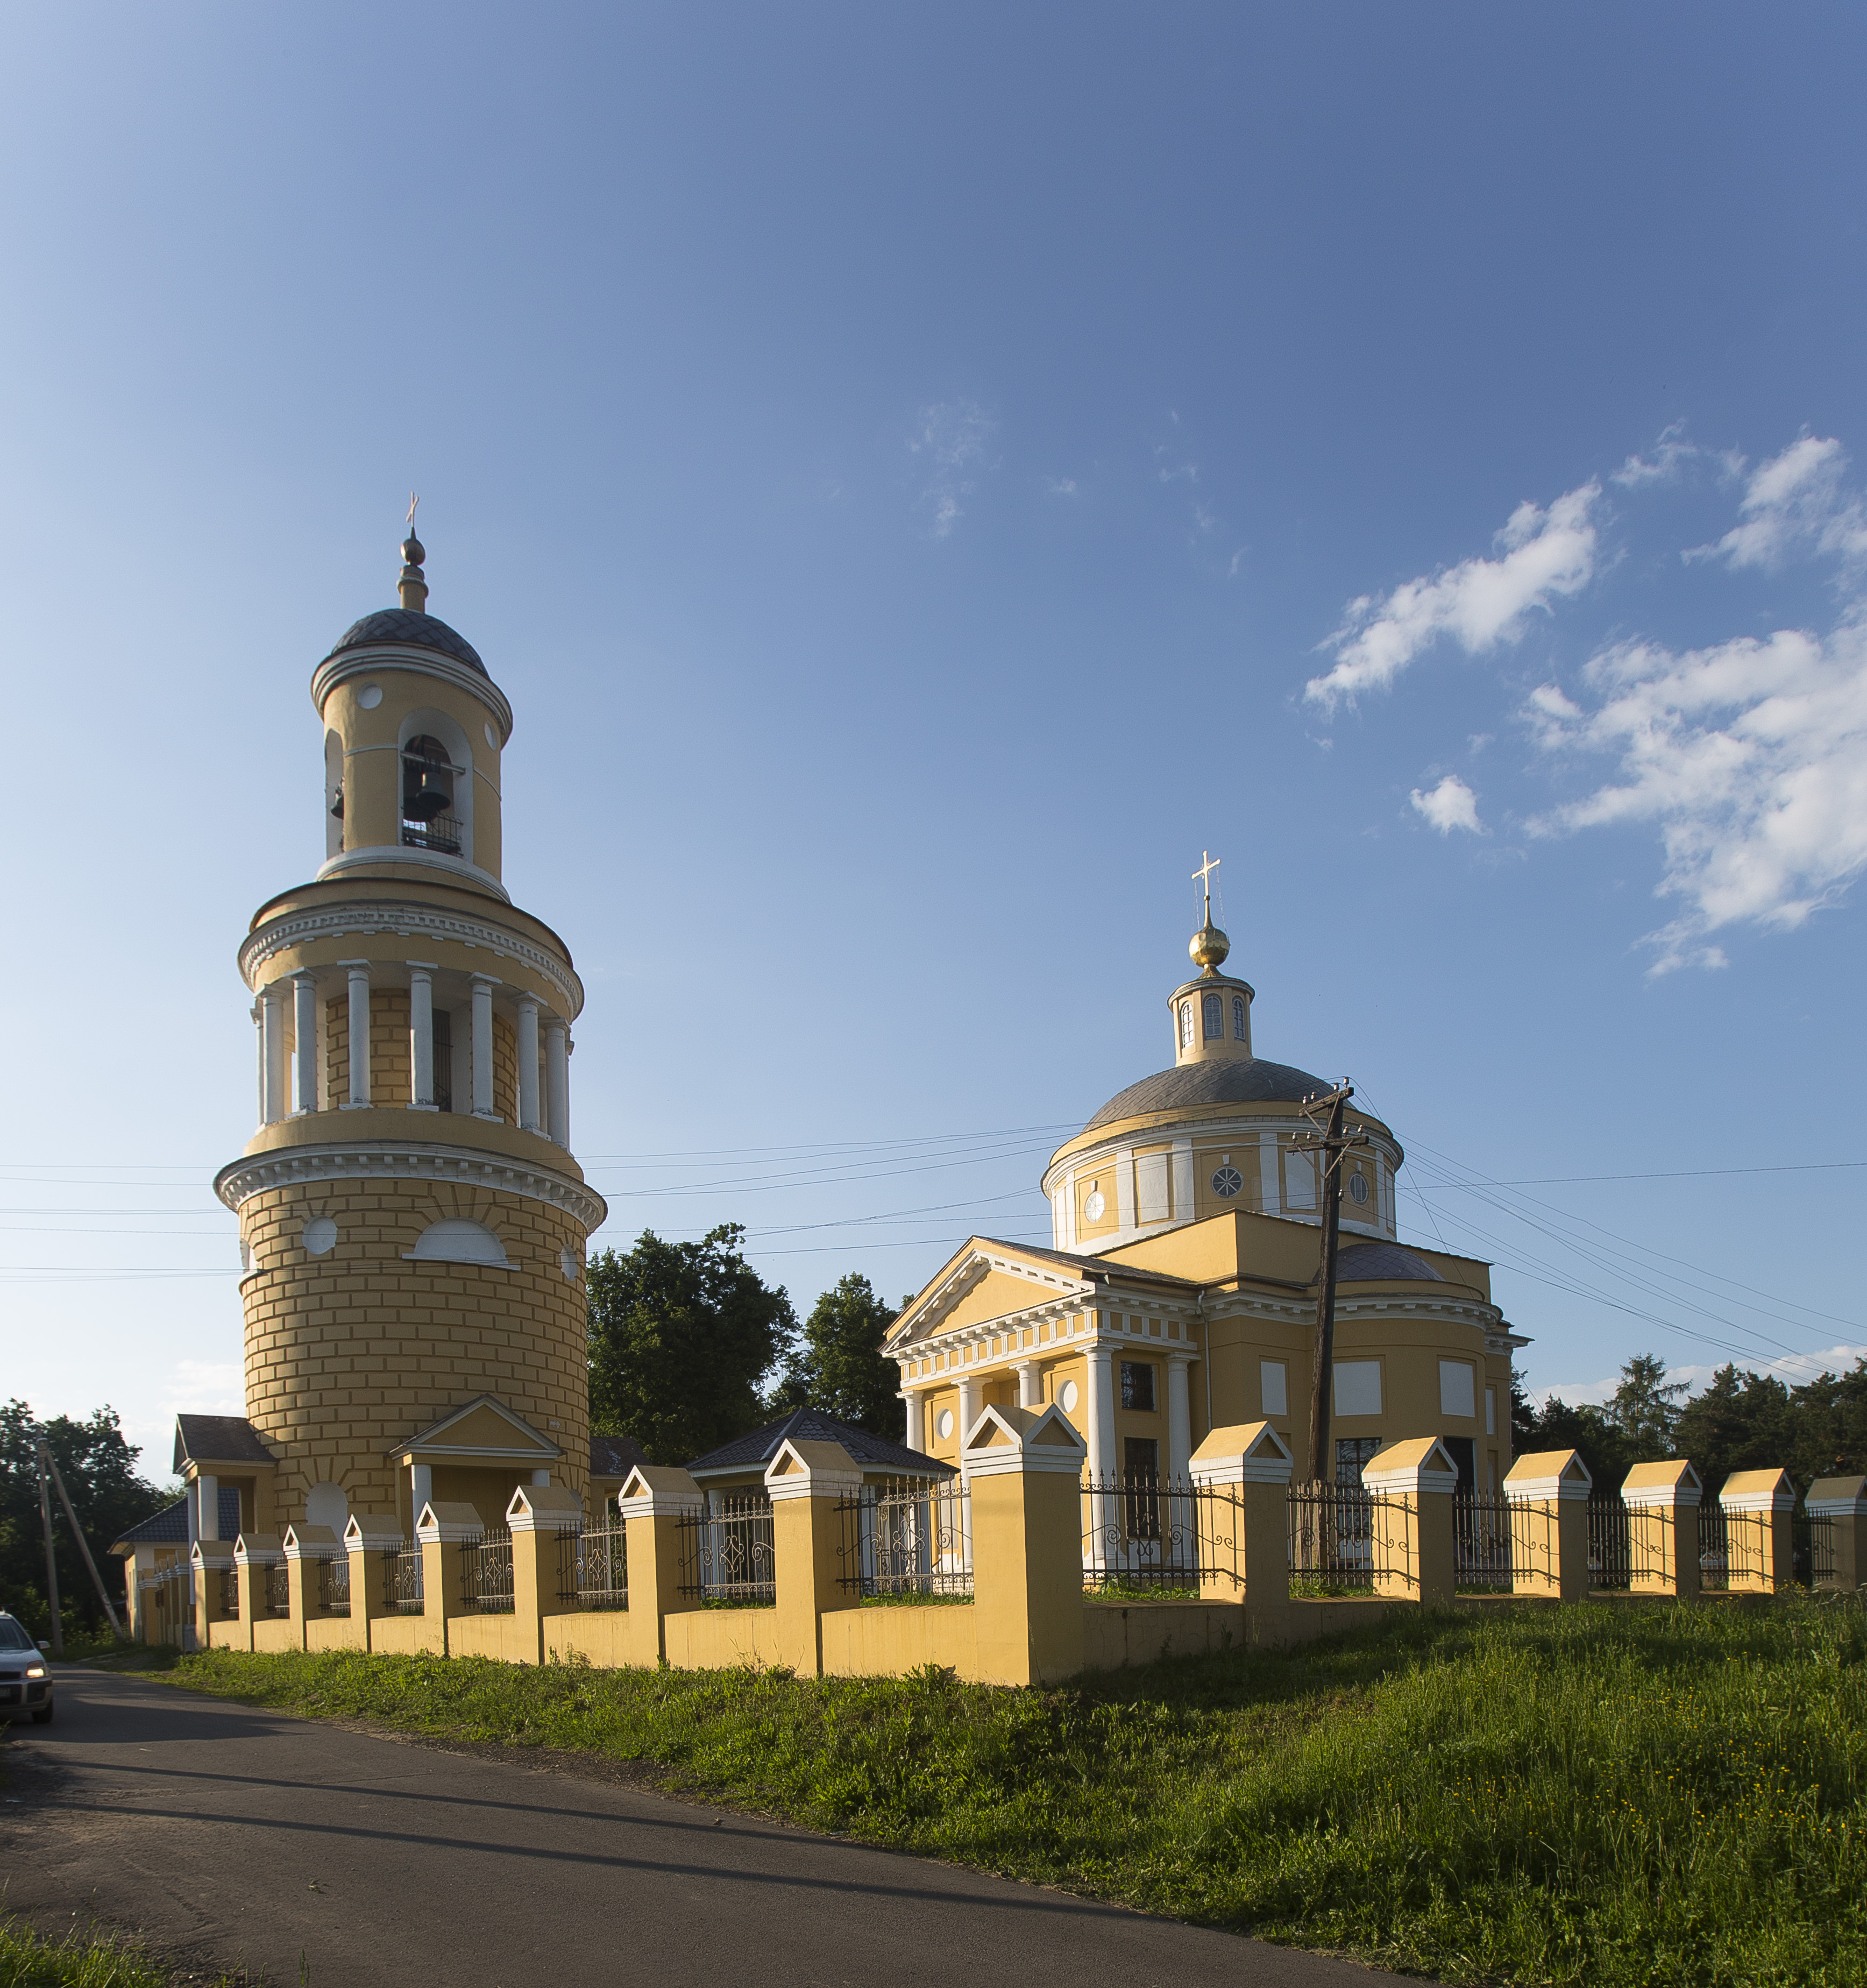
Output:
205 529 606 1541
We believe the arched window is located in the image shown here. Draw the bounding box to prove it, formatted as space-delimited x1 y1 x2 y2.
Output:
1178 1001 1194 1049
401 736 460 855
1202 992 1223 1041
404 1218 508 1267
1232 995 1247 1041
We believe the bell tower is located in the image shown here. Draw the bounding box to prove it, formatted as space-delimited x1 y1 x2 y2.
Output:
206 532 606 1543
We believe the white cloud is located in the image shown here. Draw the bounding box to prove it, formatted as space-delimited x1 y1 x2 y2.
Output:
1690 434 1867 571
1410 774 1484 835
1307 481 1601 709
1545 1342 1867 1404
1529 617 1867 970
1613 426 1698 488
1045 476 1078 497
908 400 995 538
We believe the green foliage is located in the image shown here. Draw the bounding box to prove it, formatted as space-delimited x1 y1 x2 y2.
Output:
0 1918 240 1987
169 1598 1867 1987
0 1401 164 1636
585 1225 797 1465
767 1273 904 1437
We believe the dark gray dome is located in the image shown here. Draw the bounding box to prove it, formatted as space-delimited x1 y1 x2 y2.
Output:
1330 1242 1443 1283
326 609 486 676
1083 1057 1332 1133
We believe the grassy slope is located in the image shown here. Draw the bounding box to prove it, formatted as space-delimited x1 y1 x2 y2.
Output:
166 1600 1867 1987
0 1921 237 1988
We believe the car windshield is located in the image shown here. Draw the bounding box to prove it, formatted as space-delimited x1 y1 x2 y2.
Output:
0 1618 36 1651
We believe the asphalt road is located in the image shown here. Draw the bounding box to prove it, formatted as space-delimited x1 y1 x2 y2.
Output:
2 1668 1412 1988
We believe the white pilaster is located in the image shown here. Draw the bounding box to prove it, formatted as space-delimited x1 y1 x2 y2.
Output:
341 961 371 1109
1087 1340 1117 1479
470 975 498 1118
408 964 438 1110
196 1473 219 1543
958 1373 983 1443
1166 1353 1192 1480
903 1389 925 1452
1016 1359 1043 1409
260 985 287 1125
517 996 542 1133
252 1002 265 1127
545 1022 570 1146
410 1461 432 1520
290 972 318 1115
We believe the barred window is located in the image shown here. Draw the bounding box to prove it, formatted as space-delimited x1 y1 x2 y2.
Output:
1119 1360 1156 1411
1179 1001 1194 1049
1232 994 1247 1040
1202 992 1223 1040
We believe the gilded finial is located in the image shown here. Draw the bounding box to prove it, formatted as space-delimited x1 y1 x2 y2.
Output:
399 492 428 612
1189 850 1230 974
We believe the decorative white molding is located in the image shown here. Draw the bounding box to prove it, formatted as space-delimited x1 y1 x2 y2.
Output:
214 1141 607 1233
311 642 514 742
316 845 512 901
241 901 580 1015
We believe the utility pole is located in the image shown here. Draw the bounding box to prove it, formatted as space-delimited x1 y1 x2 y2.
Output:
34 1443 63 1657
38 1439 126 1639
1296 1083 1370 1485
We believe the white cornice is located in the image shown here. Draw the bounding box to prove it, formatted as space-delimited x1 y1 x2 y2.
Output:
311 643 514 743
214 1141 607 1233
315 846 512 902
1042 1113 1402 1194
240 900 582 1016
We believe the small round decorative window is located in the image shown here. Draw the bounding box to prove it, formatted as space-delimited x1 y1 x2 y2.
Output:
936 1408 955 1440
1210 1165 1244 1199
1060 1379 1080 1413
1083 1190 1106 1222
302 1216 338 1257
1348 1172 1371 1205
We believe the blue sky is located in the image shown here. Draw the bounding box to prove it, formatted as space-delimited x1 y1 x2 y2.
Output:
5 6 1866 1474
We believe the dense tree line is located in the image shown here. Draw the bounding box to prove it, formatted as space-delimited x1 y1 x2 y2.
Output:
1517 1352 1867 1499
585 1227 907 1463
0 1400 166 1636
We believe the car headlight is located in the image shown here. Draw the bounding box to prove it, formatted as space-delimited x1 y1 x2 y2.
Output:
24 1666 46 1679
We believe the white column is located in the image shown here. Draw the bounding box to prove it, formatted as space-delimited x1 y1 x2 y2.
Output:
252 1002 266 1126
196 1473 219 1543
1086 1341 1117 1479
1016 1359 1043 1409
342 961 371 1108
470 975 498 1118
408 964 437 1110
957 1373 982 1444
1166 1353 1193 1481
516 996 542 1133
530 1468 551 1488
545 1022 570 1145
410 1461 433 1522
260 985 287 1124
290 972 318 1115
903 1390 926 1451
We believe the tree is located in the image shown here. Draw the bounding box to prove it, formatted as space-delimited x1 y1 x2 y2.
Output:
585 1225 797 1466
768 1274 904 1438
1605 1353 1688 1455
0 1400 166 1636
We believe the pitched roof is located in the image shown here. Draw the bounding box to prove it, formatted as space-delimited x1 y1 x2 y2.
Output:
174 1416 277 1474
590 1432 648 1480
113 1488 242 1551
325 608 487 676
685 1409 953 1480
970 1238 1199 1291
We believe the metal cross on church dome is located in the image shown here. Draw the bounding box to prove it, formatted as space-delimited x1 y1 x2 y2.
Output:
1192 849 1220 915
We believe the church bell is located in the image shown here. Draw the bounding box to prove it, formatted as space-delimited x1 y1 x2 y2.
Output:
403 764 452 821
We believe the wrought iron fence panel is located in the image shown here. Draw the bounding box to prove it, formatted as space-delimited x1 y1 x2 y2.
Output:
1453 1490 1514 1591
566 1521 629 1609
1507 1498 1560 1589
678 1495 776 1604
834 1476 971 1597
1699 1505 1730 1592
321 1553 350 1615
1794 1510 1836 1587
388 1546 424 1612
1586 1499 1630 1590
1080 1475 1206 1590
1287 1480 1404 1594
462 1526 514 1612
220 1567 240 1618
266 1562 292 1616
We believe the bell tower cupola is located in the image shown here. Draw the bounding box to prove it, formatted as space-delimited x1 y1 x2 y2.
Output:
1169 853 1254 1066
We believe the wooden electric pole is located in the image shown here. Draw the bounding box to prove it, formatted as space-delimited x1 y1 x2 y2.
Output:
35 1443 63 1657
1296 1083 1369 1485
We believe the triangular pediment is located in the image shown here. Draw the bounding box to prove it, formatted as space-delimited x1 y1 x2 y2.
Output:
888 1239 1101 1349
387 1393 560 1462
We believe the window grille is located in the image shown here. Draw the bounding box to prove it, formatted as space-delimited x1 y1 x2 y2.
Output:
1232 994 1247 1040
1179 1001 1194 1049
1119 1360 1155 1411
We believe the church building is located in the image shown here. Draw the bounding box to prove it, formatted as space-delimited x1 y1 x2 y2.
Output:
172 531 611 1550
888 892 1526 1493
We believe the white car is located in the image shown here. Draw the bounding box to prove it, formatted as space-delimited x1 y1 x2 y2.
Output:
0 1614 53 1724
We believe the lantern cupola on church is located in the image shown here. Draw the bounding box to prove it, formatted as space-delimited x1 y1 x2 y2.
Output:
181 527 608 1549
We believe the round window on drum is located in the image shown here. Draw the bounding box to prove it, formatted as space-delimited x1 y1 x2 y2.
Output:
1211 1165 1244 1199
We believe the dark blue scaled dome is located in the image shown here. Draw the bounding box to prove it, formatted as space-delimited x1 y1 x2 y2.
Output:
324 609 486 677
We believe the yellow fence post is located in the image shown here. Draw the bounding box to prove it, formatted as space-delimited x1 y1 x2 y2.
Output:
963 1402 1088 1686
417 1501 485 1652
507 1483 587 1664
1806 1475 1866 1591
283 1524 340 1648
1188 1420 1293 1642
1721 1468 1794 1593
1503 1449 1593 1602
344 1514 404 1644
1620 1462 1701 1598
1363 1438 1459 1605
764 1438 864 1677
191 1540 236 1648
617 1465 706 1664
232 1533 279 1651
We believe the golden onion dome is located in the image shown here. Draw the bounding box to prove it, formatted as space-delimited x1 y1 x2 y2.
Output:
1189 919 1231 974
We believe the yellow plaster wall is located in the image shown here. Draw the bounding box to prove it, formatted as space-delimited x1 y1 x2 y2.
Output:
663 1608 781 1669
365 1612 445 1656
251 1618 300 1654
544 1612 652 1669
820 1603 978 1678
304 1615 367 1653
448 1613 542 1665
1083 1598 1246 1670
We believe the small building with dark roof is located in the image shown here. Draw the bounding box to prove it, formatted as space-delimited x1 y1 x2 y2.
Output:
685 1409 951 1495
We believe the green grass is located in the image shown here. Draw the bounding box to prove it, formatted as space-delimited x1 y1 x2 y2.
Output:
0 1919 242 1987
163 1597 1867 1987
